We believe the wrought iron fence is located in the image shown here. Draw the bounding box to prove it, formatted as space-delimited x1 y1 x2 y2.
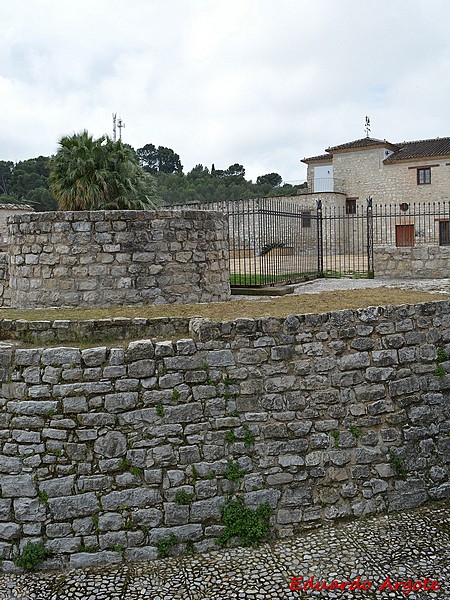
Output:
166 198 450 286
167 198 373 286
372 201 450 247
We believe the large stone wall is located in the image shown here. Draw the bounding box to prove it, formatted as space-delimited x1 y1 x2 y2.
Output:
0 301 449 570
374 245 450 278
7 210 230 309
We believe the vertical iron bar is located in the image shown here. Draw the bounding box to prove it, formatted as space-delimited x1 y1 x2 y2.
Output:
317 199 324 277
366 197 374 277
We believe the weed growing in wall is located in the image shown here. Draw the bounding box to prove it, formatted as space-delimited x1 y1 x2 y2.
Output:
243 424 255 447
157 534 178 558
225 430 236 443
216 498 271 548
156 402 164 417
331 430 340 447
437 346 449 363
436 346 448 377
38 490 49 505
390 451 407 478
174 490 194 505
190 465 199 484
224 459 245 481
435 364 446 378
349 425 361 438
14 542 53 571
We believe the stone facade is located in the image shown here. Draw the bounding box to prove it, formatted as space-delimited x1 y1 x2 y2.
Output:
303 139 450 208
374 245 450 278
0 301 449 570
7 210 230 309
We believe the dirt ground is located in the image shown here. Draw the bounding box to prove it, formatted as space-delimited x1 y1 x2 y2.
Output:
0 287 448 323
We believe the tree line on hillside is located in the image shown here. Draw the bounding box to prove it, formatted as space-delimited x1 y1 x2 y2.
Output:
0 133 306 211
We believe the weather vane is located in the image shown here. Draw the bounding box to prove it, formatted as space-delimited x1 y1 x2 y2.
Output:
365 116 371 138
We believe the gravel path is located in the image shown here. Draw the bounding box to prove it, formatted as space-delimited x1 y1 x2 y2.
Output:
0 501 448 600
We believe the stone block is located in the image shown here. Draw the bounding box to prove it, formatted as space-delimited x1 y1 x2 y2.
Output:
101 488 161 510
48 493 99 520
0 474 36 497
94 432 128 458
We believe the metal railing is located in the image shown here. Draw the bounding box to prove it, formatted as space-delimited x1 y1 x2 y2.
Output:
373 201 450 247
165 199 450 286
312 178 346 194
167 198 373 286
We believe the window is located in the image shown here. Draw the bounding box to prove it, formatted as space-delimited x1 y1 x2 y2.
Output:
346 198 357 215
417 168 431 185
301 210 311 228
439 220 450 246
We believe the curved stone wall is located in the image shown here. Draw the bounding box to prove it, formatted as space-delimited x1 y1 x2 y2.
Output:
7 210 230 308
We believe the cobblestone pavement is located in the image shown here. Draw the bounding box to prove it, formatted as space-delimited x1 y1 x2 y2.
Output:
0 500 448 600
293 277 450 295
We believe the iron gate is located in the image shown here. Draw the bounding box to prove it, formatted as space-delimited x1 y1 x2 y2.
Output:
167 198 374 286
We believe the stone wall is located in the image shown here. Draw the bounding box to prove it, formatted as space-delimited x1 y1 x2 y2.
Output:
7 210 230 309
0 253 10 308
0 205 34 248
0 300 449 570
374 245 450 278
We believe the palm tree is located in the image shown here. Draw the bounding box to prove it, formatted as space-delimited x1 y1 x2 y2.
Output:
49 131 160 210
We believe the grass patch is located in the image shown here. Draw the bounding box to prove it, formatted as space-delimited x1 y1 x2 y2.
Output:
435 364 446 378
0 289 448 349
230 271 314 286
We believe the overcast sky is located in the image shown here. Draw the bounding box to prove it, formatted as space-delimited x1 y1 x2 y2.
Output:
1 0 449 183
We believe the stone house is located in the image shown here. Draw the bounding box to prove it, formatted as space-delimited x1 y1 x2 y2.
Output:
301 135 450 207
301 136 450 251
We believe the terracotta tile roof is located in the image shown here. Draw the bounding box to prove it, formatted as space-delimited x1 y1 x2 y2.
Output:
301 153 333 164
326 137 399 153
383 137 450 163
301 136 450 165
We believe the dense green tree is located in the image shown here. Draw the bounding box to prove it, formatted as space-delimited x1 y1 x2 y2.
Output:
136 144 183 174
0 139 306 211
257 172 282 187
0 161 13 195
0 157 57 210
136 143 158 173
226 163 245 178
49 131 160 211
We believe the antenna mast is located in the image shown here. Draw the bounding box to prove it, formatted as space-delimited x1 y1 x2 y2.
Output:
112 113 117 142
118 118 125 141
